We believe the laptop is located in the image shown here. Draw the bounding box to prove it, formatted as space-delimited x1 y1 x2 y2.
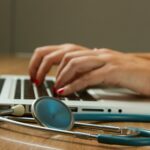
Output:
0 74 150 116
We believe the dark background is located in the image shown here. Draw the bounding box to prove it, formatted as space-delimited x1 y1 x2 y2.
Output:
1 0 150 55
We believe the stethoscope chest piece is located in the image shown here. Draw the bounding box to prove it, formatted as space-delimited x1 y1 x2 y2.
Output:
31 96 74 130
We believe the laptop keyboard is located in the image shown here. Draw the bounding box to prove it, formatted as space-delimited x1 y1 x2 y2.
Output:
0 77 96 101
36 83 49 97
14 79 21 99
30 79 96 101
24 79 35 99
77 90 96 101
0 79 5 94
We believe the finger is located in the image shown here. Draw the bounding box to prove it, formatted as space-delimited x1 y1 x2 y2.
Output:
56 67 108 95
29 43 90 81
96 48 124 58
35 49 67 84
55 56 105 89
28 45 59 80
36 47 84 84
56 50 96 78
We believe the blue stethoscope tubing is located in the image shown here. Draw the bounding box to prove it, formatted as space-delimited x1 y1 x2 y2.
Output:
69 102 150 122
74 113 150 122
98 127 150 146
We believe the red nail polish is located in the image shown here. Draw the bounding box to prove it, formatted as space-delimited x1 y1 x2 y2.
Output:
34 79 40 86
56 88 64 95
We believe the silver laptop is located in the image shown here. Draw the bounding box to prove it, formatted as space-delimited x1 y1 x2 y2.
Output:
0 75 150 116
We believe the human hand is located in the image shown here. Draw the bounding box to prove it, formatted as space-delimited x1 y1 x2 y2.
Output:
55 48 150 96
28 43 90 85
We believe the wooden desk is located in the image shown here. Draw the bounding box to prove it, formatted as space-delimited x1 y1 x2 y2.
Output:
0 56 149 150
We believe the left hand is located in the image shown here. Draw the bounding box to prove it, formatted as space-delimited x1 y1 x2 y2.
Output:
55 49 150 96
28 43 90 85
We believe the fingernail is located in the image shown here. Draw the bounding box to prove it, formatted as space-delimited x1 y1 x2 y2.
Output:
56 88 64 95
34 79 40 86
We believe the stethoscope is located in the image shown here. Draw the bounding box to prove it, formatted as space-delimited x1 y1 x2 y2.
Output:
1 96 150 146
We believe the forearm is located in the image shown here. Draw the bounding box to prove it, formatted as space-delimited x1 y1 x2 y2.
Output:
127 52 150 60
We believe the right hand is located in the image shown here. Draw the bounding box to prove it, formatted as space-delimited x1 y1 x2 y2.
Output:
28 43 90 85
55 49 150 96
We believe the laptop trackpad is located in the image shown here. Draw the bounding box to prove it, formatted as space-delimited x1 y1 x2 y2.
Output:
87 88 145 100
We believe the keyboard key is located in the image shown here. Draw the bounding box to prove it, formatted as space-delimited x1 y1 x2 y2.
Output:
46 80 55 88
24 79 35 99
0 78 5 94
46 80 55 95
14 79 21 99
46 80 63 98
55 95 66 100
46 80 75 100
65 93 80 101
46 79 95 101
36 84 48 97
46 80 65 100
77 90 96 101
